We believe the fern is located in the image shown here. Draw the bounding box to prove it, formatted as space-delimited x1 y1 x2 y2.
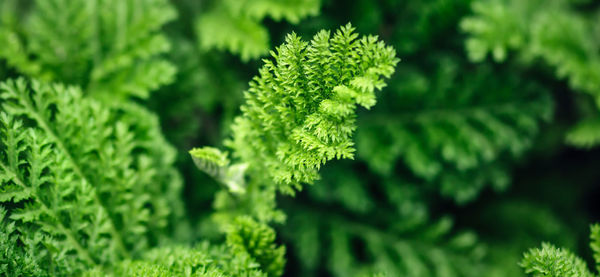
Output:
521 243 596 277
0 207 50 276
0 0 177 99
226 23 398 194
520 224 600 277
189 26 398 263
85 217 284 277
195 0 322 61
461 0 600 147
357 58 552 202
566 118 600 148
0 78 183 274
190 147 248 194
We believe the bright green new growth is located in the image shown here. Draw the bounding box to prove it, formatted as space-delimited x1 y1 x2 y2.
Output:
0 0 176 99
521 243 595 277
225 23 399 194
0 207 48 276
521 224 600 277
190 147 248 194
461 0 600 148
196 0 322 61
0 79 183 275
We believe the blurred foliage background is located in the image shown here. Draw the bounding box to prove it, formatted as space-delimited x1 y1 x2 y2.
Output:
2 0 600 276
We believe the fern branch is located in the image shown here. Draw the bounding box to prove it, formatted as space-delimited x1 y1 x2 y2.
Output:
225 24 399 194
0 155 97 266
7 81 130 258
1 78 183 273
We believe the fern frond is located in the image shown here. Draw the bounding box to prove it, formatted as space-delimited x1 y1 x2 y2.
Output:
195 0 322 61
196 6 270 62
357 60 552 202
462 0 600 148
226 216 286 276
462 0 600 98
0 78 183 274
520 223 600 277
0 207 50 276
85 217 284 276
566 118 600 148
226 24 399 195
520 243 596 277
238 0 321 23
190 147 248 194
0 0 177 99
86 244 267 277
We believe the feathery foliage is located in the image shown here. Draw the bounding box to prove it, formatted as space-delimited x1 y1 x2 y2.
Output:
520 224 600 277
2 1 599 276
0 207 49 276
225 23 398 194
357 59 552 202
86 217 284 277
0 78 183 274
0 0 177 99
188 28 398 276
195 0 322 61
190 147 248 194
521 243 595 277
461 0 600 147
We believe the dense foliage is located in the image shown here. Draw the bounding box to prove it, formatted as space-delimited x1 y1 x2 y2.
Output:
1 0 600 276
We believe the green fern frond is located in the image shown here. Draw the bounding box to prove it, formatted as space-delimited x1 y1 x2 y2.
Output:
196 5 270 62
0 78 183 274
520 243 596 277
190 147 248 194
226 216 286 277
0 207 51 276
357 59 552 202
237 0 321 23
226 23 399 195
0 0 177 99
195 0 321 61
566 118 600 148
462 0 600 148
86 244 267 277
461 0 600 100
521 224 600 277
85 217 284 276
462 0 600 99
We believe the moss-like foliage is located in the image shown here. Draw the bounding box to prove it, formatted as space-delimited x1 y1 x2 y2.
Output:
191 24 398 227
